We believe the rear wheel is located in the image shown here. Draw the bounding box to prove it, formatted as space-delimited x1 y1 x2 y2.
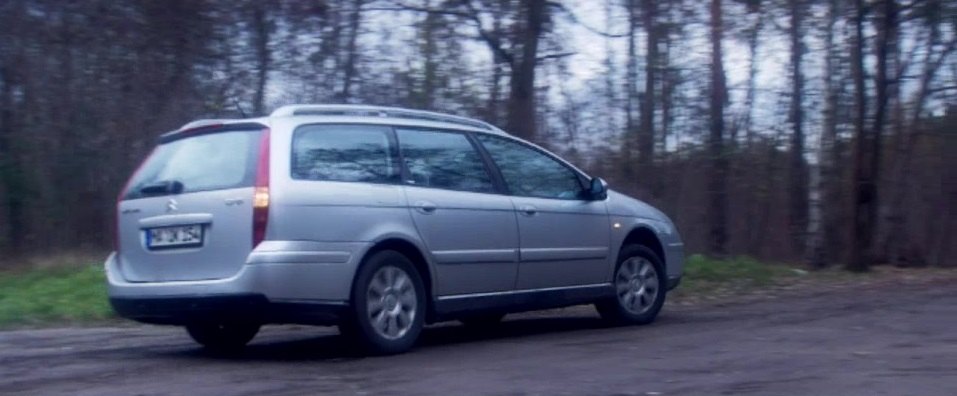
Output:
596 244 666 325
342 250 426 355
185 322 260 351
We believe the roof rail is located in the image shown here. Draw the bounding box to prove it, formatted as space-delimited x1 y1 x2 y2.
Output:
270 104 497 131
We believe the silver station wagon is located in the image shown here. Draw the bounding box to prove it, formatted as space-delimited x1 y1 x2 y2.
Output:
107 104 685 354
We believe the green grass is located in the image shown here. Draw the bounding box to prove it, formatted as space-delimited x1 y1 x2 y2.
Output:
0 254 818 327
0 265 113 327
673 254 804 298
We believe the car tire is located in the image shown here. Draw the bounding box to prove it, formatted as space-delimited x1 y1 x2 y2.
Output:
596 244 667 325
459 313 506 328
343 250 426 355
185 322 260 351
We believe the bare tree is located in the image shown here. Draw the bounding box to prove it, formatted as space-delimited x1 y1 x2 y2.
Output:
249 1 273 115
638 0 659 189
884 0 957 266
623 0 638 180
787 0 809 261
418 0 440 108
708 0 729 257
340 0 365 101
848 0 898 271
847 0 871 272
812 0 844 268
505 0 548 141
2 0 955 268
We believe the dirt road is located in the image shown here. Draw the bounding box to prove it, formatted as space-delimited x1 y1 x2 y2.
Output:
1 282 955 395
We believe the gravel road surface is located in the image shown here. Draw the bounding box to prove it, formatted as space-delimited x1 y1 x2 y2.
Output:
1 281 955 395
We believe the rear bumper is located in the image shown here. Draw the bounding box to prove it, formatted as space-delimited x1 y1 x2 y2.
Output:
105 240 371 325
109 294 345 326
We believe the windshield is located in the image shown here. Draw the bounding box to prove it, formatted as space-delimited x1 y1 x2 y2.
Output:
122 130 262 200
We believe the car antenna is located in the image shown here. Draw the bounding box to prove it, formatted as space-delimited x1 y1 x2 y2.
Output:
232 98 248 118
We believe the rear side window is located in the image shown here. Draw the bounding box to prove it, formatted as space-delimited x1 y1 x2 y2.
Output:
396 129 494 193
292 124 396 183
123 130 261 200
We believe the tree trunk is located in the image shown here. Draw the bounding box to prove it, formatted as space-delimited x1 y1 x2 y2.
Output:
251 2 271 115
623 0 638 181
319 5 342 98
487 5 504 125
707 0 728 257
660 38 674 157
787 0 809 262
506 0 546 142
602 0 618 147
847 0 870 272
419 0 438 108
339 0 363 101
869 0 895 261
742 4 762 256
0 66 26 255
847 0 895 272
638 0 657 189
885 5 956 266
812 0 842 268
743 12 761 147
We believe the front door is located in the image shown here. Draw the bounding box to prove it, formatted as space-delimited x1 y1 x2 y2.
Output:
510 196 609 289
397 128 519 297
474 134 611 290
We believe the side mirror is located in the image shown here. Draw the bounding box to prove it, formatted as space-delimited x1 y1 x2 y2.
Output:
588 177 608 200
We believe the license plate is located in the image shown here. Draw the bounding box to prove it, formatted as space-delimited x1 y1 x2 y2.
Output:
146 225 204 249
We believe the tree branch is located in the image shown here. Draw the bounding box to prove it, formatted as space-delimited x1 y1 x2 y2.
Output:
461 0 515 66
371 0 515 66
548 1 630 38
536 52 576 61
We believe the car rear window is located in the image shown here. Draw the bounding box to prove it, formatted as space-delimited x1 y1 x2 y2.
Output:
291 124 396 183
123 130 261 200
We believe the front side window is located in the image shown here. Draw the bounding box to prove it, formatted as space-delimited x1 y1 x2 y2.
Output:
475 134 584 200
396 129 494 193
292 124 396 183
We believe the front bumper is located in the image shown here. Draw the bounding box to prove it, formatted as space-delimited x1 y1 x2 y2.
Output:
667 276 682 290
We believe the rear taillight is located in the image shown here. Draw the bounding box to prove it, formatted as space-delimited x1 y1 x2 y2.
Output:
252 128 271 247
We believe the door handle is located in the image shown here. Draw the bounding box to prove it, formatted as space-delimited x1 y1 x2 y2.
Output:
519 205 537 216
414 201 437 214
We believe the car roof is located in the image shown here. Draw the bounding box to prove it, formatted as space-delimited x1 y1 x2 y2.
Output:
163 104 592 180
166 104 510 138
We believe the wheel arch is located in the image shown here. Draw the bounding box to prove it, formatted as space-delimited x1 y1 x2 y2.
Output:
355 237 436 319
620 226 666 272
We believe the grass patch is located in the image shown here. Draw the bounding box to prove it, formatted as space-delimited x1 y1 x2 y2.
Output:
672 254 804 299
0 265 113 327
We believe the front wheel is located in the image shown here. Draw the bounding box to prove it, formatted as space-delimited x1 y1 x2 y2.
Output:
185 322 260 352
342 250 426 355
596 244 666 325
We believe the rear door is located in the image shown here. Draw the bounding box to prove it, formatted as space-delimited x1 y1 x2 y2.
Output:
116 125 266 282
396 128 519 296
474 134 610 290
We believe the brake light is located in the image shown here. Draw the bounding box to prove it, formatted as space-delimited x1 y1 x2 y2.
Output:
252 128 270 247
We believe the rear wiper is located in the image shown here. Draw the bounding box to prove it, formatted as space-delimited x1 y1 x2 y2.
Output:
139 180 184 196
